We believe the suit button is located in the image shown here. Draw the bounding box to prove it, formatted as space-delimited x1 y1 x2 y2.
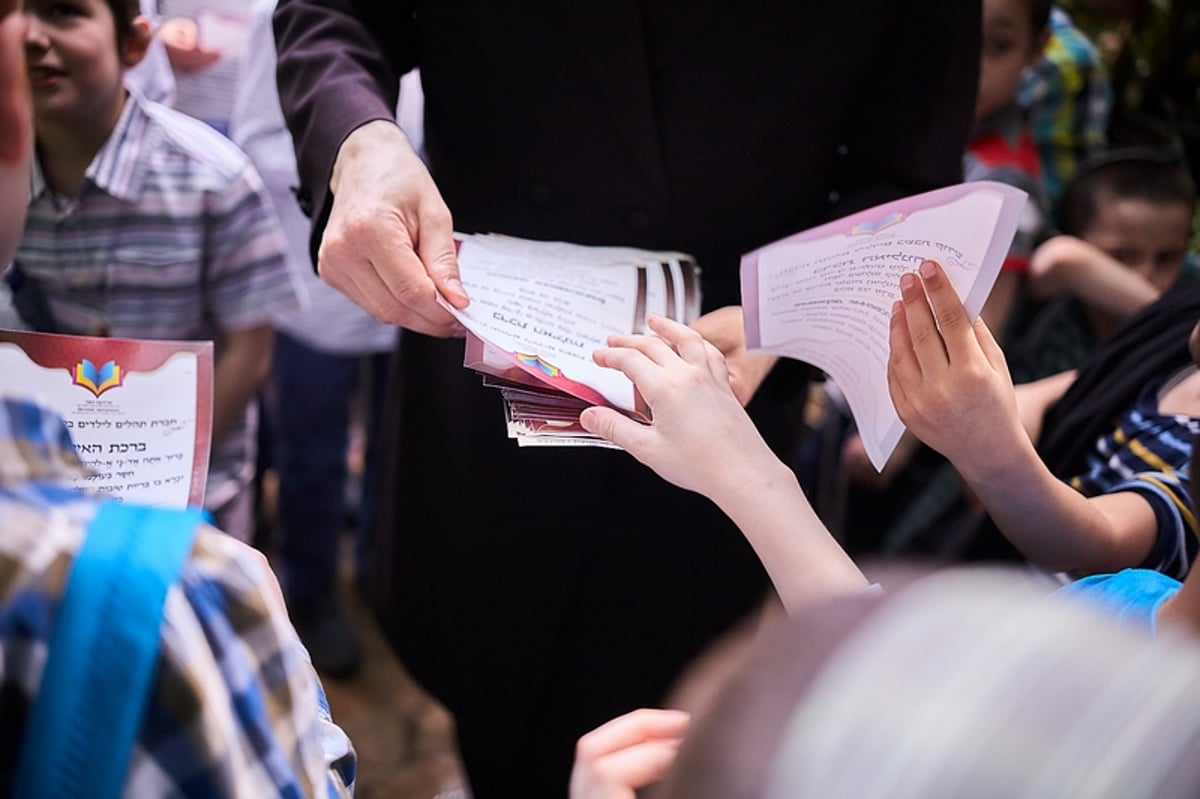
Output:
530 181 553 207
625 208 650 233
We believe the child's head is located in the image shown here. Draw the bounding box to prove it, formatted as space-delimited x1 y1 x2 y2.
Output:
101 0 142 48
1059 150 1196 293
976 0 1051 122
660 568 1200 799
22 0 150 133
1 0 32 264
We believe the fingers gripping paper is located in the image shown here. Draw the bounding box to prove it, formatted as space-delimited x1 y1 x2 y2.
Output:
741 182 1027 471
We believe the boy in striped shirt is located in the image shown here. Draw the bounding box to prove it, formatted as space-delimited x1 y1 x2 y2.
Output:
9 0 299 541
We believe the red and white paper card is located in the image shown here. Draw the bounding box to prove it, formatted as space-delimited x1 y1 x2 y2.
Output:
0 329 213 507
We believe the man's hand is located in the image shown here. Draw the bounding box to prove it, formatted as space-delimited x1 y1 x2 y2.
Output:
886 259 1027 483
321 120 468 336
569 708 690 799
159 18 221 73
689 305 777 406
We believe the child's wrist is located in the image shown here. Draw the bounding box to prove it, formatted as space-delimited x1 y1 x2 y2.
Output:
711 453 796 519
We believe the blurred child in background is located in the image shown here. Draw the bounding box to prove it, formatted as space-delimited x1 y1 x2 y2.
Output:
1009 149 1195 381
967 0 1052 335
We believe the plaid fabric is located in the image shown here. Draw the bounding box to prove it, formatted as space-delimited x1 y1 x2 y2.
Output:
1069 373 1200 580
1018 6 1112 212
0 397 355 797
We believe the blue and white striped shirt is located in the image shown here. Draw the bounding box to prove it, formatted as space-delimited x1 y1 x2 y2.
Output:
1070 370 1199 580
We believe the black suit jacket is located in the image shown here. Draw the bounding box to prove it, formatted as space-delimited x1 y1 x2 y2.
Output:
274 2 979 793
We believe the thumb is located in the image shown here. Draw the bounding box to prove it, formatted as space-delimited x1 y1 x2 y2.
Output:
428 246 469 309
417 211 468 309
580 406 646 452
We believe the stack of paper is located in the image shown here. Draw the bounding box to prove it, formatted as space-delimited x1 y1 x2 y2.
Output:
443 234 700 446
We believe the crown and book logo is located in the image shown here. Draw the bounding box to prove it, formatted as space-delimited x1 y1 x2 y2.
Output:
851 211 905 236
515 353 562 378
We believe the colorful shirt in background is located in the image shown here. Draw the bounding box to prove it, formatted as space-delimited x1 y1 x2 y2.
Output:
0 396 355 796
1018 6 1112 215
964 103 1047 274
12 87 299 528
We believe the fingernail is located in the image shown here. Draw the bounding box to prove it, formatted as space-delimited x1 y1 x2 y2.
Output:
900 273 917 293
892 300 903 317
919 259 937 278
446 277 467 297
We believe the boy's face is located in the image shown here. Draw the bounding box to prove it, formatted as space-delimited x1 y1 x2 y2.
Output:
1 0 31 265
1083 194 1192 293
22 0 143 132
976 0 1044 122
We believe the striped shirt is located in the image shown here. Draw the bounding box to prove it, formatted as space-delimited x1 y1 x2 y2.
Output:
1069 369 1200 580
0 395 355 797
14 88 299 516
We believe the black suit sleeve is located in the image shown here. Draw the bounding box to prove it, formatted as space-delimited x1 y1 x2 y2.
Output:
273 0 418 265
829 0 980 219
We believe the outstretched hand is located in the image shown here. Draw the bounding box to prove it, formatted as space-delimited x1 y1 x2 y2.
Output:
689 306 778 406
580 315 781 506
886 259 1027 481
321 120 469 336
569 708 690 799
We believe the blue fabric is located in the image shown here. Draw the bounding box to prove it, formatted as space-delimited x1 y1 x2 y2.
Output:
1057 569 1183 634
270 331 388 600
14 502 205 799
271 331 360 600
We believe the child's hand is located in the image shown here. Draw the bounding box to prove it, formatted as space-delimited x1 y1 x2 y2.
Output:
887 260 1027 482
581 315 780 506
689 305 778 405
568 708 690 799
